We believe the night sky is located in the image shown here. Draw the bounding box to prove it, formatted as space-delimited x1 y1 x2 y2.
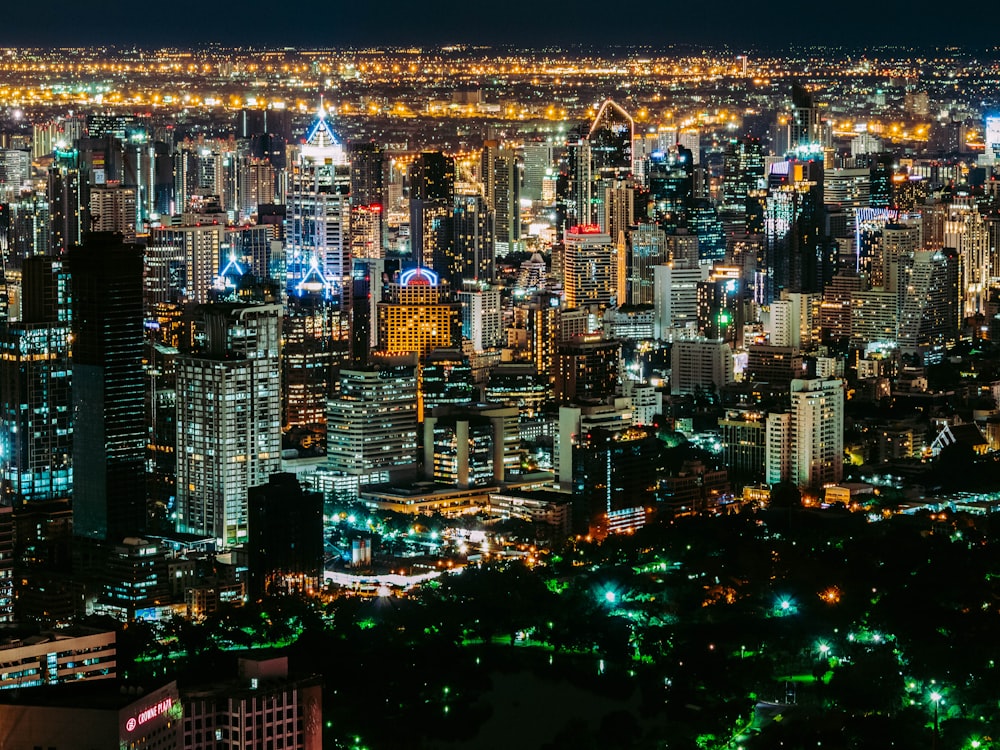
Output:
0 0 996 50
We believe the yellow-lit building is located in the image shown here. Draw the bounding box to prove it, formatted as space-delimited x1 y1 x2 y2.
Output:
376 268 461 360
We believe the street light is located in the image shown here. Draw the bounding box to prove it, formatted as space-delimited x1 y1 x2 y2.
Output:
930 691 942 749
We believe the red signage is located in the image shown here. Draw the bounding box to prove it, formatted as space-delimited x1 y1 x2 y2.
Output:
126 697 173 733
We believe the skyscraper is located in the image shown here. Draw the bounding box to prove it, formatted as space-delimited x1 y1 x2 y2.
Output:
175 303 282 546
626 223 666 305
898 248 960 360
452 192 494 287
376 268 461 360
286 106 351 305
563 225 619 308
68 234 146 541
409 151 455 275
327 355 419 488
348 140 385 260
482 143 520 256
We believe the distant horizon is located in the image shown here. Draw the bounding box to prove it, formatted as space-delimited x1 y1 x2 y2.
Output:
2 0 1000 52
1 40 1000 56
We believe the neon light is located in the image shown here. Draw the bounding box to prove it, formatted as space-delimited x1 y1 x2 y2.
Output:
399 267 439 286
569 224 603 234
127 697 173 732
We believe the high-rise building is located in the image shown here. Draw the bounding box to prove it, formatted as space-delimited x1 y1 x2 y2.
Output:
376 268 461 360
457 286 501 352
282 295 348 431
451 192 494 287
423 403 519 488
88 185 137 238
482 144 520 255
763 161 824 301
68 234 146 542
670 338 733 395
147 223 224 306
409 151 455 275
286 106 351 304
349 141 385 260
555 335 621 401
653 263 709 338
327 355 419 487
522 141 553 202
898 248 960 360
563 225 618 308
790 378 844 488
175 303 282 546
625 223 665 306
47 149 86 252
0 323 72 505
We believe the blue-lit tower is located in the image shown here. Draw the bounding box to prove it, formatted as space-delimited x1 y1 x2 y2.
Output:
286 105 351 306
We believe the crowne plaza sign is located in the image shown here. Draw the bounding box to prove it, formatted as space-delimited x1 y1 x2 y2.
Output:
126 697 173 732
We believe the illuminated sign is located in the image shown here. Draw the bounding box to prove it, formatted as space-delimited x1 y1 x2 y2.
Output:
126 697 174 733
399 267 439 287
569 224 603 234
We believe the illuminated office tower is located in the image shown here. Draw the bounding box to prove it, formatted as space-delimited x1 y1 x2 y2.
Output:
670 338 733 395
522 291 560 381
850 290 898 346
898 248 959 360
789 82 822 150
482 143 520 256
452 192 494 287
819 270 864 345
47 147 85 253
175 303 282 546
327 355 418 486
7 191 50 260
605 181 634 242
763 163 823 301
421 348 478 415
767 291 818 349
626 223 666 305
653 263 709 338
0 149 30 191
688 198 726 262
0 258 72 505
88 185 137 238
555 335 621 402
147 223 224 306
880 220 922 314
664 228 700 267
563 225 618 308
409 151 455 274
457 286 501 351
349 257 385 367
423 403 519 488
721 136 765 214
590 100 634 179
697 265 744 343
952 204 989 318
68 234 146 542
522 141 552 202
349 141 385 259
282 294 348 431
286 106 351 305
647 145 694 231
238 156 276 220
567 135 592 227
376 268 461 360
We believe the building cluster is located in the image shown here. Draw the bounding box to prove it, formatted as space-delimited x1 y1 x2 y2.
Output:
0 45 998 632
